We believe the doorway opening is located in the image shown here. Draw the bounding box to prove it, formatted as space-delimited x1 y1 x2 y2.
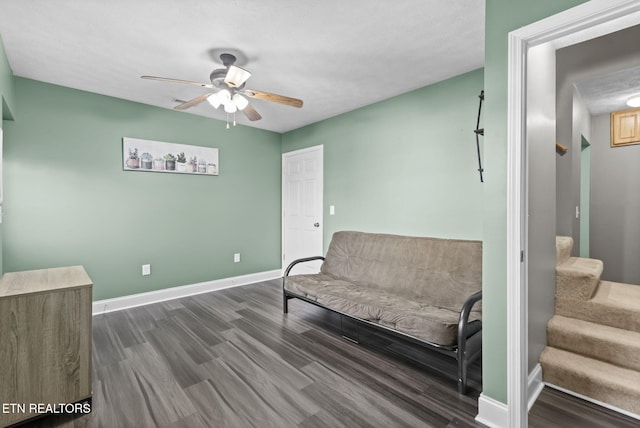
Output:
506 2 640 427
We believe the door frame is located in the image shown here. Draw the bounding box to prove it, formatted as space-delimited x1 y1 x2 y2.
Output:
281 144 324 273
506 1 640 427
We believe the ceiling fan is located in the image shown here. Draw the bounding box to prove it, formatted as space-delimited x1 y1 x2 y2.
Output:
141 53 303 123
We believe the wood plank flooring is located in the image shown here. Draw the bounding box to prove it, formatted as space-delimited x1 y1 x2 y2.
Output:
17 279 640 427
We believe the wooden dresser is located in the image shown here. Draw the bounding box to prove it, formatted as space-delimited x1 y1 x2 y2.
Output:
0 266 93 427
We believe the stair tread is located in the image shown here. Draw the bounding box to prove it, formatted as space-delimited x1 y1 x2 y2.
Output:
542 347 640 382
549 315 640 341
548 315 640 371
556 257 603 301
594 280 640 311
557 294 640 334
541 347 640 414
556 257 603 277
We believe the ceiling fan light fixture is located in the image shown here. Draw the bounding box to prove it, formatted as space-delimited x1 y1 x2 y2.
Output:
224 65 252 88
627 95 640 108
216 89 231 105
232 94 249 111
207 93 221 109
224 102 238 114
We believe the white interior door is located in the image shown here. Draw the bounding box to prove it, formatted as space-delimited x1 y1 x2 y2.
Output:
282 145 323 275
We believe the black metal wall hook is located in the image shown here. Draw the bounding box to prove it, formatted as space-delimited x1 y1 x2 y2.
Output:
475 90 484 183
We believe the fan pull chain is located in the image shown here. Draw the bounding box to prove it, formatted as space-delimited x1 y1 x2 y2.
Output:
233 112 236 127
226 113 230 129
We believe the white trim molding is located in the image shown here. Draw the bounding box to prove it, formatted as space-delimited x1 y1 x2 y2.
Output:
545 383 640 422
92 269 281 315
281 144 324 275
476 394 508 428
506 1 640 427
476 366 543 428
528 364 544 411
506 19 530 428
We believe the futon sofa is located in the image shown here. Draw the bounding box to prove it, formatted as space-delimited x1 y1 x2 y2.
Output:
282 231 482 393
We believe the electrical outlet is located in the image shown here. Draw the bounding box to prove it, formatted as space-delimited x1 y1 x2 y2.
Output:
234 253 241 263
142 264 151 276
330 205 335 215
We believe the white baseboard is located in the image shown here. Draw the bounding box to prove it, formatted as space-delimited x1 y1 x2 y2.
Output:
545 382 640 421
92 269 281 315
474 364 547 427
528 364 544 411
476 393 508 428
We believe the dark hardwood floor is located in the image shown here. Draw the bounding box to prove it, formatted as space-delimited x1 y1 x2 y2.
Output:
18 279 640 427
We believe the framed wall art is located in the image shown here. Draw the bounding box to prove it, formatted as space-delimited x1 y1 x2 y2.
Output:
122 137 219 175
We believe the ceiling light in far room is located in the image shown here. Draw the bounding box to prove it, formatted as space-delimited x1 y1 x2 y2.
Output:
627 94 640 108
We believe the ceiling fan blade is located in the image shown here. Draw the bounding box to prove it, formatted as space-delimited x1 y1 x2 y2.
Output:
243 89 303 108
174 93 213 110
242 104 262 121
141 76 213 89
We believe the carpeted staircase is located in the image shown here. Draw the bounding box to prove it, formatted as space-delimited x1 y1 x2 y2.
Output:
540 236 640 415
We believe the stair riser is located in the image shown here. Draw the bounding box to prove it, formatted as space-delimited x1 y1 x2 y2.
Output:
555 257 603 301
541 348 640 415
556 297 640 334
556 236 573 265
556 274 599 301
548 325 640 372
542 365 640 415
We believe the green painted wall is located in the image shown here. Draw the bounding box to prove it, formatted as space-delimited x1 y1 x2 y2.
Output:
282 68 484 246
0 33 16 277
3 77 282 301
483 0 588 404
0 33 15 120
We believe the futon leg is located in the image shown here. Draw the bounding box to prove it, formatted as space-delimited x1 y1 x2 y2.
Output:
458 356 467 394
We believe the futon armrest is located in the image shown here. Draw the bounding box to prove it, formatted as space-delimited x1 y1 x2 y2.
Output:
284 256 325 277
456 290 482 393
457 291 482 346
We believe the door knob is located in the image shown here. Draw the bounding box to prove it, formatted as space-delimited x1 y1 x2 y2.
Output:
314 222 320 228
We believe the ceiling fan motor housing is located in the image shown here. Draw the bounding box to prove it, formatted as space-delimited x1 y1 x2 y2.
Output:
209 69 227 89
220 53 237 67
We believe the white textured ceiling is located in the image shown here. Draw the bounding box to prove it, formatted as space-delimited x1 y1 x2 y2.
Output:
562 23 640 117
576 66 640 116
0 0 485 133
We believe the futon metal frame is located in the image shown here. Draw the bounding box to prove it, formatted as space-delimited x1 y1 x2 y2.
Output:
282 256 482 394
